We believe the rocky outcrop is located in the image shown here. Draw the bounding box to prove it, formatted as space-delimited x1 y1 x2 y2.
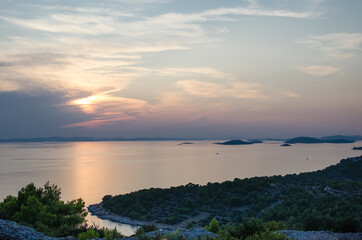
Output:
1 219 362 240
0 219 66 240
279 230 362 240
145 229 217 239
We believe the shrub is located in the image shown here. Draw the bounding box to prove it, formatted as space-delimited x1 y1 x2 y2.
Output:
78 228 100 240
104 227 123 240
205 217 220 234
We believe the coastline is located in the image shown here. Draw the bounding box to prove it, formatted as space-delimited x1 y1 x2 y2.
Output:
88 203 177 230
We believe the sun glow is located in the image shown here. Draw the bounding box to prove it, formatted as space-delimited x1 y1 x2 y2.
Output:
73 96 98 105
71 95 106 114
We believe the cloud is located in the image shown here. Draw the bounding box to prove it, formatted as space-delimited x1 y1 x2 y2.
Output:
0 15 115 35
177 80 264 99
1 1 321 38
0 1 321 130
202 7 320 19
283 91 301 98
155 67 235 80
297 65 340 76
0 80 20 92
300 33 362 60
66 93 147 128
0 91 90 137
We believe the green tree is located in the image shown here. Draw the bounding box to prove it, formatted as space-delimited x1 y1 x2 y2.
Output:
205 217 220 234
0 182 87 237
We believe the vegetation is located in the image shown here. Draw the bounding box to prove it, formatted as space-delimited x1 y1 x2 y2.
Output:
205 217 220 234
102 156 362 232
218 219 289 240
78 228 100 240
134 219 290 240
0 182 123 238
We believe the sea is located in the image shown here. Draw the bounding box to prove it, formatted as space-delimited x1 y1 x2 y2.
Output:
0 140 359 235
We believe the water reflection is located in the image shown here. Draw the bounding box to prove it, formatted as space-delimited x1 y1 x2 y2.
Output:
0 141 358 235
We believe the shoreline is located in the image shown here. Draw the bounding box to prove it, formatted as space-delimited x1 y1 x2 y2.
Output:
88 203 178 230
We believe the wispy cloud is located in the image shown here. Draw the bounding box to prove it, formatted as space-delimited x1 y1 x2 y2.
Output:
0 1 324 129
283 91 301 98
177 80 264 99
300 33 362 60
297 65 341 76
202 7 321 19
66 93 147 127
156 67 235 80
0 80 20 92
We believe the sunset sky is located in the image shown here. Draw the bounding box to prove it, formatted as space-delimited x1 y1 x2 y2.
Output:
0 0 361 139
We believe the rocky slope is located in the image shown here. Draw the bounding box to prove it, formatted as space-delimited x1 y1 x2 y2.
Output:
1 219 362 240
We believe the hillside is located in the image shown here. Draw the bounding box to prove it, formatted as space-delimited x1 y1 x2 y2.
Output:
97 156 362 232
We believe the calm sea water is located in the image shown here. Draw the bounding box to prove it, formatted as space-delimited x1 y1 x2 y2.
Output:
0 141 359 235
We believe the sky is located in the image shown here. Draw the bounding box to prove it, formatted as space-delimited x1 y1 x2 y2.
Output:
0 0 361 139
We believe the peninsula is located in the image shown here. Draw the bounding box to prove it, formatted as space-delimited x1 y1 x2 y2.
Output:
91 156 362 233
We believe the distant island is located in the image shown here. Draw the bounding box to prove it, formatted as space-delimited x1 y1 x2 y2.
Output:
216 140 254 145
320 135 362 141
285 137 355 144
0 135 360 143
0 137 200 143
177 142 194 145
280 143 292 147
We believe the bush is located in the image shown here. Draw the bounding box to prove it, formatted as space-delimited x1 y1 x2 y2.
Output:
205 217 220 234
78 228 100 240
104 227 123 240
139 224 158 233
219 219 290 240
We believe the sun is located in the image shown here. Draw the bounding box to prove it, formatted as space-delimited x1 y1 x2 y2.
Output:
73 96 97 105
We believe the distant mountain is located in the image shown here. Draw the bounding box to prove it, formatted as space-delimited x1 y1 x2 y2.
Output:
260 138 286 141
248 139 263 143
286 136 355 144
0 137 199 143
216 140 254 145
320 135 362 141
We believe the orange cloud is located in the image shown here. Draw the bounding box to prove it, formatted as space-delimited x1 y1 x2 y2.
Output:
66 93 147 127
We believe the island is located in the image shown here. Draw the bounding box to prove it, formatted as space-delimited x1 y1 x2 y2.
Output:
91 156 362 233
280 143 292 147
177 142 194 145
285 136 355 144
215 140 254 145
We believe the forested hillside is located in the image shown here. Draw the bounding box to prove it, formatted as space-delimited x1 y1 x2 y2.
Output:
102 156 362 232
